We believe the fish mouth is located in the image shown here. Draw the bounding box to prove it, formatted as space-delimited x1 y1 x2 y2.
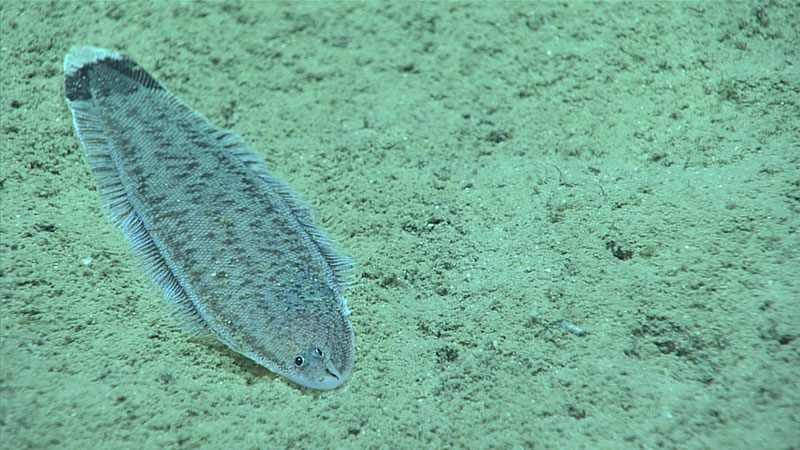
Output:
325 360 342 381
311 360 346 390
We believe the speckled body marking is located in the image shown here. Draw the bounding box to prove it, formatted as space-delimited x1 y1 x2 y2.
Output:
64 47 354 390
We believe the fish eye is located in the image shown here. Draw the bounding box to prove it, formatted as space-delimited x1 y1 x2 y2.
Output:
294 356 304 366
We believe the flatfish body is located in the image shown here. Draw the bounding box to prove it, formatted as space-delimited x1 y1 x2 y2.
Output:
64 47 354 390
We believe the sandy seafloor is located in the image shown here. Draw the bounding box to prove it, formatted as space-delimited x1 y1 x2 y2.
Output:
1 1 798 449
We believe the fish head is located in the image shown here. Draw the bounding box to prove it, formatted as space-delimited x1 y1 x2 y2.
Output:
278 300 354 390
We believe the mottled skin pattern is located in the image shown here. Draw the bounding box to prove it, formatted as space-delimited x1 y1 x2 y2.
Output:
64 47 353 390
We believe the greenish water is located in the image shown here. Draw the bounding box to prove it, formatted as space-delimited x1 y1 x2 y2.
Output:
1 2 798 448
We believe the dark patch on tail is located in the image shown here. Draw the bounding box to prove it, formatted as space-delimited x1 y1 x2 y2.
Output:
65 53 164 102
